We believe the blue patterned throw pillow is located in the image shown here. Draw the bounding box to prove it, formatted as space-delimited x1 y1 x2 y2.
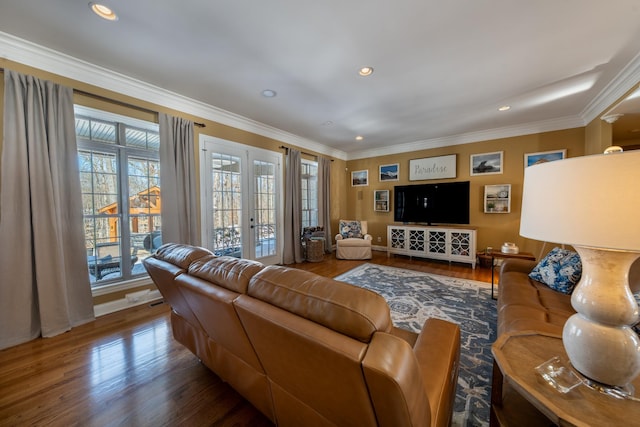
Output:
339 220 363 239
529 247 582 294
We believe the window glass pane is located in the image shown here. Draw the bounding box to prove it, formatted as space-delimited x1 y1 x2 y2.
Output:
76 110 159 287
90 120 117 144
76 117 91 140
301 160 319 230
125 127 160 151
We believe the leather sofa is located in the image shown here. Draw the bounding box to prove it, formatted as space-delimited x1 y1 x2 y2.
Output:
496 259 575 336
143 243 461 427
497 257 640 336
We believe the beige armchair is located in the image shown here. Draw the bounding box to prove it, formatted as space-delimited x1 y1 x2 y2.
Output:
335 219 372 259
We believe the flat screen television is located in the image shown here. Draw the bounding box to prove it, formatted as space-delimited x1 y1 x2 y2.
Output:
394 181 470 225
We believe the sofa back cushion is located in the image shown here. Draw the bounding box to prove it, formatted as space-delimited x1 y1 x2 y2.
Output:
154 243 213 269
235 274 385 426
246 265 392 342
188 256 264 294
143 243 213 327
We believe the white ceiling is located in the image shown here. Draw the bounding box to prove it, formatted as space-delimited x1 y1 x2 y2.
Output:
1 0 640 159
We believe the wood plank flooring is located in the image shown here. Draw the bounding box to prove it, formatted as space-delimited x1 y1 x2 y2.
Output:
0 251 491 426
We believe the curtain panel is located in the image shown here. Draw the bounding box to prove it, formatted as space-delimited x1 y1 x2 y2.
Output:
283 148 303 264
0 70 94 350
158 113 198 246
318 156 333 253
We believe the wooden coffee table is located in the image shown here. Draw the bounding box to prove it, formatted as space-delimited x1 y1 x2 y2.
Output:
491 332 640 426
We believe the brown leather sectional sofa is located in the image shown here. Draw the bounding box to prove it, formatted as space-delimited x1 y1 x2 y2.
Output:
143 243 461 427
497 257 640 336
496 259 575 336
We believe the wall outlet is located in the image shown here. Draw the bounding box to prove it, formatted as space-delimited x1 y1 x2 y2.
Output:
377 236 382 242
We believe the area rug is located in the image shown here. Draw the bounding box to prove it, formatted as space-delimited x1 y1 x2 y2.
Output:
333 263 497 427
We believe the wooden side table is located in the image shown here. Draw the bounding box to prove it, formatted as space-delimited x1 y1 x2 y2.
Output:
491 332 640 426
487 250 536 299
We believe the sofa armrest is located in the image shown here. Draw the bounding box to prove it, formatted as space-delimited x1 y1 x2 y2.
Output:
364 234 373 241
499 258 537 276
335 234 343 241
413 318 461 427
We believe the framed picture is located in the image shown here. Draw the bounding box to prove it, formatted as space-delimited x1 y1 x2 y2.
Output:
351 169 369 186
379 163 399 182
471 151 503 176
374 190 390 212
525 149 566 167
409 154 457 181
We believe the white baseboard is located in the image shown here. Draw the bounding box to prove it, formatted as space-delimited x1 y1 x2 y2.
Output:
93 289 163 317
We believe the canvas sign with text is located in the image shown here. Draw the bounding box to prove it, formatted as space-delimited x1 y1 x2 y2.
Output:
409 154 457 181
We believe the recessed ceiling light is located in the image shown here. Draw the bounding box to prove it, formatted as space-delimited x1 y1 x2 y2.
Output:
89 2 118 21
358 67 374 77
321 121 333 126
355 135 364 141
261 89 277 98
498 105 511 112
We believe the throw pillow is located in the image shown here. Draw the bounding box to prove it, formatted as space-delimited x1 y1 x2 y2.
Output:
339 220 363 239
529 247 582 295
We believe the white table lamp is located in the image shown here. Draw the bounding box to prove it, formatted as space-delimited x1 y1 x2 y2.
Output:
520 150 640 389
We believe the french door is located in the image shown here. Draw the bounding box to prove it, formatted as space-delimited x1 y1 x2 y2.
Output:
200 137 283 265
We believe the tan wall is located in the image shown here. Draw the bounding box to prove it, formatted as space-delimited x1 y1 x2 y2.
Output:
343 128 585 258
585 117 612 155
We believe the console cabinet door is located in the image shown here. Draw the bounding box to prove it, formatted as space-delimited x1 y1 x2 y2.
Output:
388 227 407 252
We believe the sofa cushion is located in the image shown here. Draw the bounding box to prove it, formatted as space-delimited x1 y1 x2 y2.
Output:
154 243 213 270
188 256 264 294
339 220 363 239
247 265 392 342
529 247 582 294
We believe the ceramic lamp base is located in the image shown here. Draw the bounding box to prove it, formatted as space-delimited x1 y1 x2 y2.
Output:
562 246 640 387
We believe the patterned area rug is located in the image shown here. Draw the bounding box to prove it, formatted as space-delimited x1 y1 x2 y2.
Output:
334 263 497 427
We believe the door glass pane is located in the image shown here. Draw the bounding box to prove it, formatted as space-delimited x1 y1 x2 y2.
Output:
128 156 161 275
210 153 242 257
254 160 276 259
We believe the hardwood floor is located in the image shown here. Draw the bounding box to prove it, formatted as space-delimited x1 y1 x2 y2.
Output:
0 251 491 426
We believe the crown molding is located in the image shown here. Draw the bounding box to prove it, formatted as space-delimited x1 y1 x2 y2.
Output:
581 50 640 122
347 115 585 160
0 31 348 161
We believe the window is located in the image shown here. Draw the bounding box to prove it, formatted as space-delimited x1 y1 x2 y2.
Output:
301 159 318 229
75 108 160 287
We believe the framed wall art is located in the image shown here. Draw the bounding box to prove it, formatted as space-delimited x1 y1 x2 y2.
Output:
351 169 369 186
379 163 399 182
409 154 456 181
525 149 566 167
471 151 503 176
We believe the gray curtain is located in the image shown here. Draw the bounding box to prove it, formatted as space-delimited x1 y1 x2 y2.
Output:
283 148 303 264
0 70 94 350
318 156 333 253
158 113 198 246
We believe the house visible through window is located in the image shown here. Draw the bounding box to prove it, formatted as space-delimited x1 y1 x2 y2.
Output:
301 159 318 230
75 107 160 287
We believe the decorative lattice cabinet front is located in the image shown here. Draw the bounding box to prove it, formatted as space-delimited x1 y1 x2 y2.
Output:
387 225 476 268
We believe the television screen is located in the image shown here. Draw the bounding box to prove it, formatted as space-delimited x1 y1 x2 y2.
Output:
394 181 470 225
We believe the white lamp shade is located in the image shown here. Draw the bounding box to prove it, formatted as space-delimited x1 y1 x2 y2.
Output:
520 151 640 251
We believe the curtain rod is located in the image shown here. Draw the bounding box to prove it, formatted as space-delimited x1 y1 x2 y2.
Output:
279 145 333 161
0 67 205 128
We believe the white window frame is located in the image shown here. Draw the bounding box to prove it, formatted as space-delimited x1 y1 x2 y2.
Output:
75 106 160 292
